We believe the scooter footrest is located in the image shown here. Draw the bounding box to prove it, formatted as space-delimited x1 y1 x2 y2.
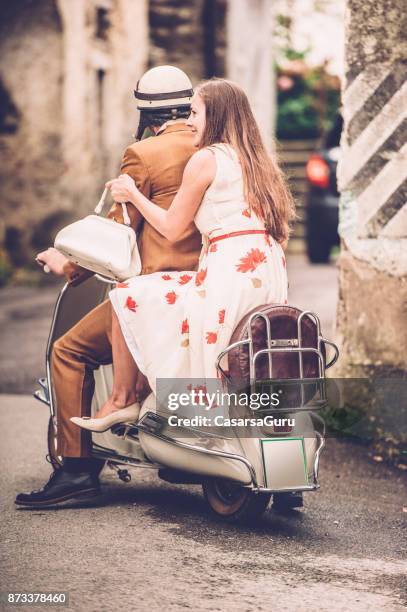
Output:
33 388 50 406
33 377 50 405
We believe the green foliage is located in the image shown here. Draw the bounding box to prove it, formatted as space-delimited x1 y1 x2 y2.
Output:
318 403 407 468
284 48 308 61
274 10 341 140
276 60 341 140
277 94 320 139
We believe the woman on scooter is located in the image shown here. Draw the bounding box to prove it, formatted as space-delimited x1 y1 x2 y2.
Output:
71 78 295 432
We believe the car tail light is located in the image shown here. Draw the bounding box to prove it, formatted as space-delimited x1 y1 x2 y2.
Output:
306 154 330 188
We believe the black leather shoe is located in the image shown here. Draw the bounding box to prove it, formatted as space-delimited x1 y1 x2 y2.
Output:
272 491 304 512
15 468 101 508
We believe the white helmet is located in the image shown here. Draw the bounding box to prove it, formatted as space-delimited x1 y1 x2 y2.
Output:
134 65 193 111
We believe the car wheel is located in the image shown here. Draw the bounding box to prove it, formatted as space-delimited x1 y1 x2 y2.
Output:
306 206 335 264
307 236 332 264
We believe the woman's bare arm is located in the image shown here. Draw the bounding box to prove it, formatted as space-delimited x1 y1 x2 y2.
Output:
106 149 216 242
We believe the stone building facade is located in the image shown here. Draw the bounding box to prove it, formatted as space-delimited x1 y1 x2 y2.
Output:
0 0 147 264
149 0 227 81
0 0 275 266
150 0 280 147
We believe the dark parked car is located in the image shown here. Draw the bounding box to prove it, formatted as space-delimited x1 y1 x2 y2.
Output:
305 115 343 263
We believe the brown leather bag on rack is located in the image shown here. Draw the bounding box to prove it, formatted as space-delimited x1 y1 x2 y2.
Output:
226 304 328 409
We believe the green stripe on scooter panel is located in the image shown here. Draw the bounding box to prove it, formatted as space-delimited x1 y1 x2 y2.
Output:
261 437 308 490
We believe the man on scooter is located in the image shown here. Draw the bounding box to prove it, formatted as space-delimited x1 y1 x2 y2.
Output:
15 65 202 507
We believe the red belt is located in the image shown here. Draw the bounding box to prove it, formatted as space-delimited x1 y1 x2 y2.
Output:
208 229 267 245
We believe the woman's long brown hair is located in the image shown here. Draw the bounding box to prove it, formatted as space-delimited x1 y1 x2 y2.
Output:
196 78 295 246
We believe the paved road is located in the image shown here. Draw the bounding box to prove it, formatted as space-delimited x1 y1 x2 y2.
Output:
1 395 406 612
1 257 406 611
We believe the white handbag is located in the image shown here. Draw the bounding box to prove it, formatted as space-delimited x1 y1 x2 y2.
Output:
54 188 142 281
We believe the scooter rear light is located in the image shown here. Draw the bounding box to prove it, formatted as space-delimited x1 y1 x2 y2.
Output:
306 154 330 188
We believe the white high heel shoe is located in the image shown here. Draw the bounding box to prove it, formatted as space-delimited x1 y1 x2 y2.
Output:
70 402 141 433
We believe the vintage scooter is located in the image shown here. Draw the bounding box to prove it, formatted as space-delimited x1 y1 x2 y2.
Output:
34 274 338 522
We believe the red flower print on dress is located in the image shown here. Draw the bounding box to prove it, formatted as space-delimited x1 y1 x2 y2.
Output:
186 384 211 406
195 268 207 286
181 319 189 334
236 248 267 273
162 274 172 280
206 331 217 344
165 291 178 304
116 282 129 288
125 296 137 312
209 243 218 253
218 309 225 324
178 274 192 285
242 208 251 218
187 384 208 395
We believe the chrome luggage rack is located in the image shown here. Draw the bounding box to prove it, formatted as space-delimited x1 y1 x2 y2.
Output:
215 309 339 410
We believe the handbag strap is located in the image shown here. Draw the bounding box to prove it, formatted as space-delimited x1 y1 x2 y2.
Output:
94 187 131 226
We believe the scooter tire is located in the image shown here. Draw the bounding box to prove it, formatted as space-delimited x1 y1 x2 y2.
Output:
202 479 271 523
47 416 63 471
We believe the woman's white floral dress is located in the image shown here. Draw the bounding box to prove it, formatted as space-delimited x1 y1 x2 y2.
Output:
109 144 288 392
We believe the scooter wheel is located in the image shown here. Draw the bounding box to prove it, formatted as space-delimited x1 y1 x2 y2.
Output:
202 479 271 523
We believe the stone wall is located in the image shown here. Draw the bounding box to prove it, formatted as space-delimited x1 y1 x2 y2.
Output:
0 0 148 265
0 0 231 266
0 0 65 263
148 0 226 83
149 0 275 148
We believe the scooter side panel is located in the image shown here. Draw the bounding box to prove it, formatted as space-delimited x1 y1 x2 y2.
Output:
138 432 253 485
138 395 253 485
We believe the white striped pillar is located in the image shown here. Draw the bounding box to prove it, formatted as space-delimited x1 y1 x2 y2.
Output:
339 61 407 239
335 0 407 376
